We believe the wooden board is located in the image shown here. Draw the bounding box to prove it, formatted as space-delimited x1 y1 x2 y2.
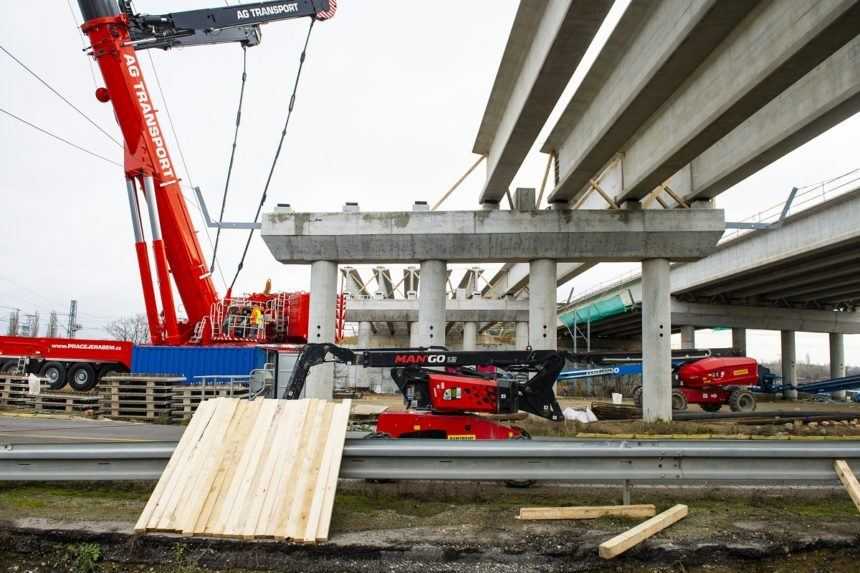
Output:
834 460 860 512
517 504 657 521
598 504 688 559
135 397 351 543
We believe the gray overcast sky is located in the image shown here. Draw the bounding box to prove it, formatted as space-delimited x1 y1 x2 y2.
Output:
1 1 858 365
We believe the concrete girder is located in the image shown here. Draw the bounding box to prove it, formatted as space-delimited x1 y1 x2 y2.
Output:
681 35 860 202
767 275 860 300
345 298 530 324
545 0 757 204
736 263 860 298
670 300 860 335
695 250 860 297
261 209 724 264
475 0 613 204
613 0 860 204
793 286 860 305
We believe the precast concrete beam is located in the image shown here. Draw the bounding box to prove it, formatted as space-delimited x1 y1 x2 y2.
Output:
261 209 725 264
546 0 757 204
344 298 530 323
670 301 860 335
614 0 860 203
642 259 672 422
682 35 860 202
475 0 613 204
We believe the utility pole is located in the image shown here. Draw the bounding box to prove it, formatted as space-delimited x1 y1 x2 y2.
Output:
66 300 82 338
47 311 59 338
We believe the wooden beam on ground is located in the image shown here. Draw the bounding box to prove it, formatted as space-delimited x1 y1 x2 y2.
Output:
598 504 688 560
834 460 860 512
518 504 656 521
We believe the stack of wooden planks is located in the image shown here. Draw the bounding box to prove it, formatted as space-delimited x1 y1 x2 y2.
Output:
32 392 100 414
171 382 249 422
100 375 183 419
135 397 351 543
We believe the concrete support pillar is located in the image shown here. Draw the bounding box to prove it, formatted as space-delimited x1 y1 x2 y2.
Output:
418 260 446 347
357 321 372 348
462 322 478 351
641 259 672 422
515 322 529 349
409 322 419 347
306 261 337 399
731 328 747 355
830 332 847 400
528 259 557 350
781 330 797 400
680 326 696 349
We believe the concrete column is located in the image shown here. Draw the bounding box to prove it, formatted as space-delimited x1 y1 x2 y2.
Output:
830 332 847 400
515 322 529 349
641 258 672 422
781 330 797 400
731 328 747 355
306 261 337 399
356 321 372 393
462 322 478 351
680 326 696 349
528 259 557 350
418 260 446 347
357 321 372 348
409 322 420 347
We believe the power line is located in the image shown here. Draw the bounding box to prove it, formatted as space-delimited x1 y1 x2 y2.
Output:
0 106 122 168
144 51 228 290
0 43 121 148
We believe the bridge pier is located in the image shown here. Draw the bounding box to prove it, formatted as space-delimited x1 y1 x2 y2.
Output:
515 322 529 350
680 326 696 349
781 330 797 400
529 259 557 351
642 258 672 422
418 260 447 347
307 260 338 399
462 322 478 351
732 327 747 355
830 333 847 401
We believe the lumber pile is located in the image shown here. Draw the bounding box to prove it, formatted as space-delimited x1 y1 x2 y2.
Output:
135 397 351 543
171 382 249 422
834 460 860 513
32 392 100 414
0 376 34 408
100 375 183 419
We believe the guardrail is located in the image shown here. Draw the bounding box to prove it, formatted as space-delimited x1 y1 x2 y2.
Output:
2 439 858 483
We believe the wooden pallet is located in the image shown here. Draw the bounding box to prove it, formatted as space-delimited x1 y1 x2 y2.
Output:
100 375 183 419
0 376 30 408
32 392 100 414
135 397 351 543
171 383 250 422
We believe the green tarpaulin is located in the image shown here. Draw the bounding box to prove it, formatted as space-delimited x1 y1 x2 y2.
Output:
559 294 630 328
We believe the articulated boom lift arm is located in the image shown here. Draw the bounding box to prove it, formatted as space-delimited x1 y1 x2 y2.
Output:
76 0 334 344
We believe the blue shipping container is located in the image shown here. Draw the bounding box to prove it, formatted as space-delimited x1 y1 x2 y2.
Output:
131 346 268 383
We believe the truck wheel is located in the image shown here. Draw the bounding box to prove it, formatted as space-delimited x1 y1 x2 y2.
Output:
729 390 756 412
700 403 722 413
671 390 688 411
68 363 97 392
632 386 643 408
40 362 67 390
0 361 19 374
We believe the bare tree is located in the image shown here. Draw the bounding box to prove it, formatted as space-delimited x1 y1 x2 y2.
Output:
105 314 150 345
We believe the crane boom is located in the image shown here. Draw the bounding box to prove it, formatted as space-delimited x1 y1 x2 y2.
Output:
76 0 335 344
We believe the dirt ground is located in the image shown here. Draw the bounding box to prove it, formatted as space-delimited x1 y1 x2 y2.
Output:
2 480 860 572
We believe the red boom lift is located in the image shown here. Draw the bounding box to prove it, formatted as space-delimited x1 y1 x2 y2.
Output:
0 0 337 390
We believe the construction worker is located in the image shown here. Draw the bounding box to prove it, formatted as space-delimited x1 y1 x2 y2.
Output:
250 305 264 335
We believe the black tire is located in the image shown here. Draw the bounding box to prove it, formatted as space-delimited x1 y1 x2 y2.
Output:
729 390 756 412
632 386 643 408
40 361 67 390
700 403 722 413
67 363 97 392
0 361 19 374
97 364 127 381
671 390 688 412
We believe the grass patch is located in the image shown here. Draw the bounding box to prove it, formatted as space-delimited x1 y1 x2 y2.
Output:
0 482 153 522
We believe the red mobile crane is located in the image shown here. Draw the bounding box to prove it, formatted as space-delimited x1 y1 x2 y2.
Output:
0 0 337 390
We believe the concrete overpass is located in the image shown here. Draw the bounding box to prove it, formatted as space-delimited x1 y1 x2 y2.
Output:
561 187 860 398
